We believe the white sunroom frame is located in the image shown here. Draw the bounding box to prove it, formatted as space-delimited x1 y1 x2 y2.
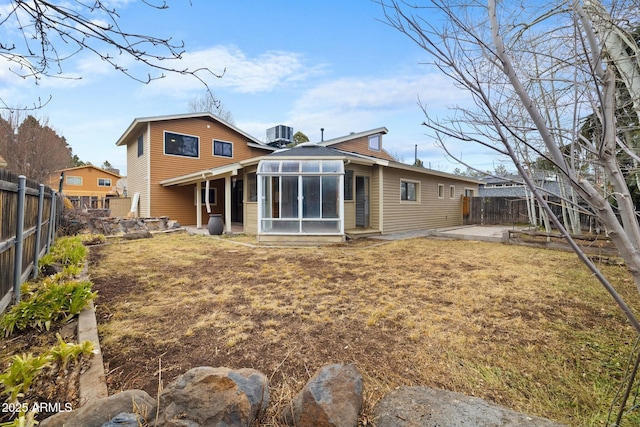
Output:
257 158 345 236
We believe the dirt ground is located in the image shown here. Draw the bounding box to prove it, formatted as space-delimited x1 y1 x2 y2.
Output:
83 231 640 426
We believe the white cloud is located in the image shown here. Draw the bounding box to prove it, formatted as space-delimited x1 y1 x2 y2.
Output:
284 72 473 141
139 45 325 97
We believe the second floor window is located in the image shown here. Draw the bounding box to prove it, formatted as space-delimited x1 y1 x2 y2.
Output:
165 131 199 158
66 176 82 186
213 140 233 158
98 178 112 187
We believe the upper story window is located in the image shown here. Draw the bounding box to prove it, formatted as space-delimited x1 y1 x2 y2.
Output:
213 140 233 158
164 131 199 158
137 134 144 157
66 176 82 186
368 134 381 151
98 178 112 187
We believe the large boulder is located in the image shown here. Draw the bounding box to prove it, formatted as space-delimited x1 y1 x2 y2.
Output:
280 364 363 427
373 386 568 427
156 366 269 427
39 389 156 427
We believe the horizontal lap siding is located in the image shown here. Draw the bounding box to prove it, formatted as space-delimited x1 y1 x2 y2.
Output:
329 135 396 161
148 118 264 225
382 168 469 233
245 203 258 234
371 166 382 230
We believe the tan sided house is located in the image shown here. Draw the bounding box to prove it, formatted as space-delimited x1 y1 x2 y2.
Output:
49 165 123 209
116 113 480 243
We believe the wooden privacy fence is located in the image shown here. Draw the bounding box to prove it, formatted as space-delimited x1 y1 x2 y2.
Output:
464 196 597 230
0 169 60 314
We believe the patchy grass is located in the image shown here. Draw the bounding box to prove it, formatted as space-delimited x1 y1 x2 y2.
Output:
89 232 640 426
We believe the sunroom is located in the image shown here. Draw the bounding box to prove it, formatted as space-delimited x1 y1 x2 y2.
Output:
256 154 345 243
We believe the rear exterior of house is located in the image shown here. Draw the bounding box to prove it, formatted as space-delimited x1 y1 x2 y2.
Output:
116 113 274 227
116 113 480 242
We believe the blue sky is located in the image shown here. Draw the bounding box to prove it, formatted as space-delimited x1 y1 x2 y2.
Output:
0 0 500 174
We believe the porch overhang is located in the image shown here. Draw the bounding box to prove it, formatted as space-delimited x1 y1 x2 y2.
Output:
159 163 242 187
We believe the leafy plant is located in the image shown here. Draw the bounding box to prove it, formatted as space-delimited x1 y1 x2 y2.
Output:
0 407 38 427
49 334 94 371
0 280 96 337
38 236 87 274
0 354 51 403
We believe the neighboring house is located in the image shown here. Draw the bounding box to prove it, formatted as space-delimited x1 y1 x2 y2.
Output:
49 165 123 208
479 173 565 198
115 112 481 243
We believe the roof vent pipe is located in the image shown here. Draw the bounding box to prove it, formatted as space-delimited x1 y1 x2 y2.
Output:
321 128 324 142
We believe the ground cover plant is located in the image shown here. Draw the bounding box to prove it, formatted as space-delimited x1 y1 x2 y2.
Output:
0 235 97 425
90 231 640 426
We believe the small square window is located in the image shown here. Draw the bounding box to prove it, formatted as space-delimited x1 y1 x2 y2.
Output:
213 140 233 158
368 134 380 151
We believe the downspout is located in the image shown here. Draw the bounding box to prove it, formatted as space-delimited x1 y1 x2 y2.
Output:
196 181 202 228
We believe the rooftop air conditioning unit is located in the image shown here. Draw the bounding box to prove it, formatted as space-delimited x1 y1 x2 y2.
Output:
266 125 293 148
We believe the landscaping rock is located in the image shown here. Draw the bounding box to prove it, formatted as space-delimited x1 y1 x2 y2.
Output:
156 366 269 427
39 389 156 427
101 412 143 426
280 363 363 427
122 230 153 240
372 386 568 427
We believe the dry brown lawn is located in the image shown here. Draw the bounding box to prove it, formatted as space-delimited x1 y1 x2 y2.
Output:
89 231 640 426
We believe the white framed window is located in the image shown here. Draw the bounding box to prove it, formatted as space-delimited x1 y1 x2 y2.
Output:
368 134 380 151
464 188 475 197
194 188 217 206
164 131 199 158
137 134 144 157
66 176 82 186
98 178 112 187
449 185 455 199
213 140 233 158
438 184 445 199
400 180 419 201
